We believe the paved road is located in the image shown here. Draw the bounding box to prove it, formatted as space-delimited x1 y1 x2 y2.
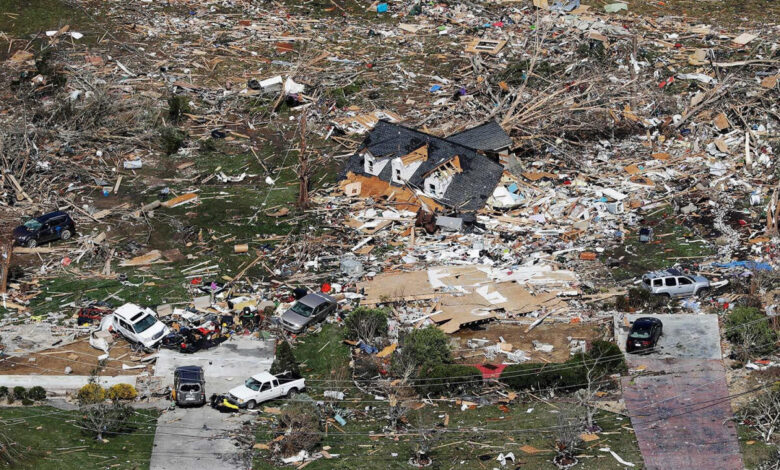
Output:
614 314 743 470
150 405 248 470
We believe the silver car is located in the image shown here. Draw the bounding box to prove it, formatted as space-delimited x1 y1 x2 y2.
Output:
280 293 337 333
640 269 710 298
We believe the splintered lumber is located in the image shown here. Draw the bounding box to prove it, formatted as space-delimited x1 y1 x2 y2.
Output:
162 193 199 208
120 250 162 266
525 311 552 332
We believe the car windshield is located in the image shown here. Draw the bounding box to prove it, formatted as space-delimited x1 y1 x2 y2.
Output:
23 219 42 230
132 314 158 333
290 301 314 318
629 329 651 339
245 378 262 391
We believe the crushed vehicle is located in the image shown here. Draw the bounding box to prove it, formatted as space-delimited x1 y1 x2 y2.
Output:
172 366 206 407
639 269 722 298
227 371 305 409
279 292 337 334
626 317 663 354
13 211 76 247
111 303 170 349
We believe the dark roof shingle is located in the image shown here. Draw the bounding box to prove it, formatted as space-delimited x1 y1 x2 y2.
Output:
342 120 503 212
446 121 512 151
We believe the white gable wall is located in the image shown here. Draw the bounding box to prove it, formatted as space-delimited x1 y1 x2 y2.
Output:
391 158 423 184
363 151 389 177
423 172 454 198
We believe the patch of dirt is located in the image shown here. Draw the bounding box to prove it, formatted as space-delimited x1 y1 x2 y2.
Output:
451 321 601 364
0 337 147 376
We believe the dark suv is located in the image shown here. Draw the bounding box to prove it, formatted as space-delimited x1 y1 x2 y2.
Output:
13 211 76 247
173 366 206 407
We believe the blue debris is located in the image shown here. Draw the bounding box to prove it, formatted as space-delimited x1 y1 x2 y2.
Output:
712 261 773 272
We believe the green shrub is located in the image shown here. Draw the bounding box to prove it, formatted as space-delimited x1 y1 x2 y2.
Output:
21 398 34 406
160 126 187 155
725 307 777 360
344 307 389 342
583 340 627 376
270 340 301 378
501 341 626 392
398 327 452 369
621 287 667 311
12 387 26 401
0 386 7 398
6 394 14 404
501 362 584 391
415 364 483 396
167 95 191 122
27 386 47 401
107 383 137 401
77 383 106 404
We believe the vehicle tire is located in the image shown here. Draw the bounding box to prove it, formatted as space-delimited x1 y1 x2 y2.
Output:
286 388 298 399
26 239 37 248
697 288 710 298
246 400 256 410
60 229 72 240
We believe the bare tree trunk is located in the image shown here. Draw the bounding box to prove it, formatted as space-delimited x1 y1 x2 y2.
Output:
297 113 309 209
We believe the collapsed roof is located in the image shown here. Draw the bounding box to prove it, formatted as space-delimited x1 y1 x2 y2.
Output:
342 120 506 212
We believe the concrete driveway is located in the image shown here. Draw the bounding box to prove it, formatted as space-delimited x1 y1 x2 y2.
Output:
150 405 248 470
153 337 275 394
614 313 722 364
150 337 275 470
615 313 742 470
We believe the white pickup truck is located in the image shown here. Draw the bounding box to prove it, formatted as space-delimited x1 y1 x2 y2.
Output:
227 372 305 409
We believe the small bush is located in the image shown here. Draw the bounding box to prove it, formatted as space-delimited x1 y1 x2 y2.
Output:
6 394 14 404
21 398 34 406
398 327 452 369
107 384 137 401
501 341 626 392
160 126 187 155
353 356 381 380
27 386 47 401
167 95 191 122
501 363 584 391
0 386 8 398
12 387 26 401
270 340 301 378
77 383 106 404
415 364 483 396
275 404 322 458
725 307 777 360
584 340 627 376
344 307 389 343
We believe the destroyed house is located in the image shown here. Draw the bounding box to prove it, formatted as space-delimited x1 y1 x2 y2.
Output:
343 120 506 212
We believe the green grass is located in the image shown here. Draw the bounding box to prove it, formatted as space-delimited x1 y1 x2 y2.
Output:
292 324 352 382
253 401 644 469
253 325 644 469
738 424 779 469
0 0 91 39
19 264 191 318
0 405 159 470
606 205 714 281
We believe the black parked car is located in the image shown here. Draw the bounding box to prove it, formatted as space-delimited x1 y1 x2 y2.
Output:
626 317 663 354
12 211 75 247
